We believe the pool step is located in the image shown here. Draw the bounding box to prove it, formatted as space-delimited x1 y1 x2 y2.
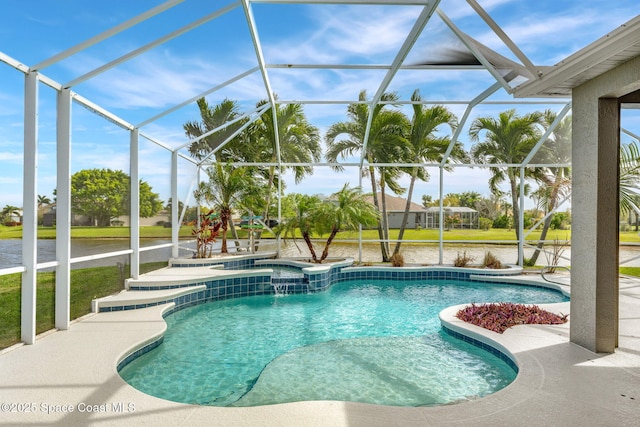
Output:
92 285 206 313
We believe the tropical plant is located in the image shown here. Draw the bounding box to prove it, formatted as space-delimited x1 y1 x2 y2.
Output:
456 303 568 334
1 205 20 225
277 193 323 262
183 97 246 162
37 195 52 207
278 185 379 263
393 89 466 256
527 110 572 265
325 90 409 262
194 163 264 253
470 109 543 241
619 140 640 219
191 210 222 258
252 98 322 223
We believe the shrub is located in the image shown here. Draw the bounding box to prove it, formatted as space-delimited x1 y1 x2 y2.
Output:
492 214 510 229
482 251 502 269
453 251 475 267
456 303 568 333
523 257 536 267
390 252 405 267
478 217 492 230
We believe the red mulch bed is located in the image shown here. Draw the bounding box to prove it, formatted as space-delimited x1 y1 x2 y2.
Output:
456 302 568 334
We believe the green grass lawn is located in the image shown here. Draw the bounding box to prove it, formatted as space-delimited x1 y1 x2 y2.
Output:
3 225 640 244
0 261 167 350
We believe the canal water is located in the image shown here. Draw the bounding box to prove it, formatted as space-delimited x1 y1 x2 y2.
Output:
2 239 640 269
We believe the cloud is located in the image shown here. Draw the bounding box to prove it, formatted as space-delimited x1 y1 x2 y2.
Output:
263 5 421 64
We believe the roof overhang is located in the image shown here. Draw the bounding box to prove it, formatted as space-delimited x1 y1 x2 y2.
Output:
513 15 640 98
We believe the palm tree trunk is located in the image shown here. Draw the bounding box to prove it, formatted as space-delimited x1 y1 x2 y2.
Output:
509 173 520 241
528 181 560 265
220 208 232 253
369 165 389 262
379 173 391 259
393 169 417 256
320 227 339 262
302 232 319 263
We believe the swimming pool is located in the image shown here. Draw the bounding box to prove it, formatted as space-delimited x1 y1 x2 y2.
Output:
119 277 567 407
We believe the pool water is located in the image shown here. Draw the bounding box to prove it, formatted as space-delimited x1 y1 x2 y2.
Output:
119 279 567 407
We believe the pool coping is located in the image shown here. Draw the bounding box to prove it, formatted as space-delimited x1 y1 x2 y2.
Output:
0 273 639 425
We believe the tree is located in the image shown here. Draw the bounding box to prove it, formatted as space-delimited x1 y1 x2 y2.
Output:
317 184 380 262
194 163 263 253
394 89 466 256
251 98 322 223
70 168 162 226
184 97 246 162
37 195 52 207
326 90 409 262
527 110 572 265
277 185 379 263
277 193 324 262
1 205 20 225
619 140 640 222
470 109 543 241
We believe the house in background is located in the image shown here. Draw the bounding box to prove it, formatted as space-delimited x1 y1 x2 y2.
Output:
365 193 426 229
365 193 480 229
425 206 479 229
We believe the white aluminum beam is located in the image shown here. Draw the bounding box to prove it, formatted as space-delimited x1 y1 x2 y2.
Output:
136 66 260 128
55 88 72 330
171 151 179 258
241 0 281 167
521 102 572 166
198 103 271 165
33 0 186 71
72 93 134 130
360 0 440 167
465 0 539 78
266 63 485 70
250 0 433 4
437 9 513 94
130 128 141 279
177 103 269 151
64 2 240 88
21 72 39 345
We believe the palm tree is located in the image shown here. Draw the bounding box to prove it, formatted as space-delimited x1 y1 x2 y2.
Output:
277 185 379 263
527 110 572 265
619 140 640 220
318 184 380 262
37 194 52 208
1 205 20 224
194 163 263 254
252 98 322 223
184 97 246 162
393 89 467 256
470 109 543 241
325 90 409 262
277 193 324 262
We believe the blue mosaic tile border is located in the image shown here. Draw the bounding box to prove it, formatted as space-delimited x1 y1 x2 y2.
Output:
117 336 164 372
442 325 518 373
100 275 273 313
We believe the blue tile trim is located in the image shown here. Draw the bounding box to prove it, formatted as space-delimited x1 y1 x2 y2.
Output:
441 325 518 373
117 336 164 372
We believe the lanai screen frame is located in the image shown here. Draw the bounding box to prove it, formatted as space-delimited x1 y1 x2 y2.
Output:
0 0 587 345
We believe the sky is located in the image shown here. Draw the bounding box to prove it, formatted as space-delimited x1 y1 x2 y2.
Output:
1 0 640 212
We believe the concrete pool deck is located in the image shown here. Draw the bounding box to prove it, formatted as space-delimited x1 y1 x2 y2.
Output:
0 273 639 426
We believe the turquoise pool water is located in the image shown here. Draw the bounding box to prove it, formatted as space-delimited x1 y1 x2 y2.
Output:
119 279 568 407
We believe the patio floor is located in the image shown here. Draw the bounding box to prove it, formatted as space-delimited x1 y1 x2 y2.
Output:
0 273 638 426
